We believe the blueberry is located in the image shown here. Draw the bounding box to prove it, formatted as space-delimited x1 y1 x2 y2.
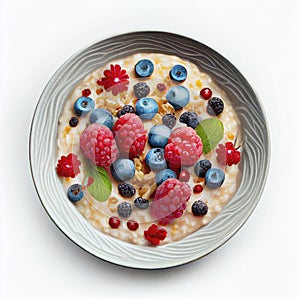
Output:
118 182 136 197
69 117 78 127
135 97 158 120
192 200 208 216
145 148 167 171
179 111 200 129
169 64 187 82
134 197 149 210
148 124 171 148
194 159 212 178
67 184 83 202
135 59 154 77
117 105 135 118
110 159 135 182
89 108 114 130
117 201 132 218
73 96 95 116
133 82 150 98
162 114 176 129
166 86 190 110
155 169 177 185
205 168 225 189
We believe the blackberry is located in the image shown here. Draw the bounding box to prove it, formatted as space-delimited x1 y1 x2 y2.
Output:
117 105 135 118
194 159 212 178
162 114 176 129
117 201 132 218
134 197 149 210
133 82 150 99
179 111 199 129
207 97 224 116
118 182 136 197
192 200 208 216
69 117 79 127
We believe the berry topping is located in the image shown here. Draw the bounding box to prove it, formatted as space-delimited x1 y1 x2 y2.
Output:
150 178 191 225
110 158 135 182
193 184 203 194
133 82 150 98
89 108 114 130
207 97 224 116
216 142 241 166
67 184 83 202
179 111 200 129
205 168 225 189
169 64 187 82
179 169 190 182
113 113 147 159
155 169 177 186
144 224 167 246
157 83 167 92
162 114 176 129
82 88 91 97
73 96 95 117
118 182 136 198
97 64 129 96
69 117 79 127
117 201 132 218
80 123 118 167
200 87 212 100
56 153 81 178
135 97 158 120
166 86 190 110
127 220 139 231
145 148 167 171
109 216 121 229
134 197 149 210
148 124 171 148
117 105 135 118
194 159 212 178
164 127 203 167
192 200 208 216
135 59 154 77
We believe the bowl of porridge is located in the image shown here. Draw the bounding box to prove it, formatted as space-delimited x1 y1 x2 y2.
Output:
30 32 270 269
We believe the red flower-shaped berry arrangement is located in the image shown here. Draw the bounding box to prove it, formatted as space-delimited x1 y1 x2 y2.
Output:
97 64 129 96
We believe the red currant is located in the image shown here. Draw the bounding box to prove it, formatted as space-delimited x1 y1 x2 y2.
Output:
179 169 190 182
82 88 91 97
200 87 212 100
157 83 167 91
109 216 120 229
193 184 203 194
127 220 139 231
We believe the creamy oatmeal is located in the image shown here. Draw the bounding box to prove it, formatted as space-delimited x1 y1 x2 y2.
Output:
56 53 242 246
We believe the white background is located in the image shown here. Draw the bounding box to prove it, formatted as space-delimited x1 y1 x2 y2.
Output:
1 0 300 299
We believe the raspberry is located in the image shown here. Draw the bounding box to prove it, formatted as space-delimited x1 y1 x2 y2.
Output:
56 153 81 178
113 113 147 159
216 142 241 166
150 178 191 225
144 224 167 245
80 123 118 167
164 127 202 167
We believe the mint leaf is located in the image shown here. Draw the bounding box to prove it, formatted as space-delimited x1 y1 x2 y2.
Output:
195 118 224 154
85 162 112 202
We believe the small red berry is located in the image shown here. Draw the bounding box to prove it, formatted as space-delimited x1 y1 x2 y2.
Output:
144 224 167 245
193 184 203 194
109 216 121 229
216 142 241 166
157 83 167 91
56 153 81 178
82 88 91 97
127 220 139 231
200 87 212 100
179 169 190 182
